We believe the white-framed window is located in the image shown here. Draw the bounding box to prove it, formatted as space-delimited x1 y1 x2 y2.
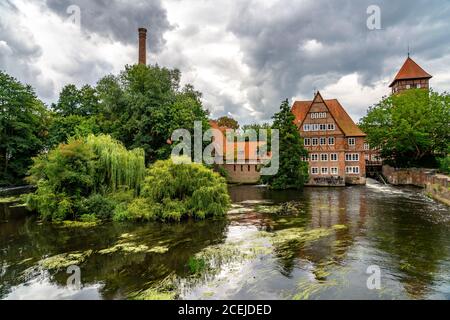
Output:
348 138 356 146
345 153 359 161
310 154 319 161
328 137 335 145
320 124 327 131
327 123 335 131
346 166 360 174
311 112 327 119
330 153 338 161
406 84 411 89
303 124 310 131
365 154 370 161
304 138 311 146
417 84 421 89
312 124 319 131
320 137 327 145
321 154 328 162
371 155 379 161
312 138 318 146
321 167 328 175
364 143 370 150
311 167 319 175
330 167 338 175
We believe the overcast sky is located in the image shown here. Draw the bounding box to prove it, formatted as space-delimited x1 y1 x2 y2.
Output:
1 0 450 125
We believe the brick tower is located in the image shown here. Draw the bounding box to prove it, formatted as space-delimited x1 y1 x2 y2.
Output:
138 28 147 65
389 56 432 94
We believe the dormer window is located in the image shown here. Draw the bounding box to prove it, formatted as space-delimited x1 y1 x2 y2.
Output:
348 138 356 146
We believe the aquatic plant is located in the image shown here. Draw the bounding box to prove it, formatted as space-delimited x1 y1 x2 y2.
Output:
40 250 93 270
128 274 178 300
187 257 207 274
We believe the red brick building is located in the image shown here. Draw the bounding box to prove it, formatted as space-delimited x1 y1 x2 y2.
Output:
292 92 367 186
390 56 432 94
210 120 269 184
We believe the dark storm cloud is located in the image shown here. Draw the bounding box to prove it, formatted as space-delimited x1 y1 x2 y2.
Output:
45 0 172 52
226 0 450 121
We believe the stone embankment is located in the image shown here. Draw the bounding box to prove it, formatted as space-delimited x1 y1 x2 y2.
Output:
382 165 450 206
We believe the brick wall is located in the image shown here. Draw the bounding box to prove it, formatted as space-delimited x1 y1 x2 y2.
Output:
221 164 261 184
382 165 450 206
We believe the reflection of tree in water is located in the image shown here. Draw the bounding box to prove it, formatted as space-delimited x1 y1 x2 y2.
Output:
0 214 228 299
368 200 450 299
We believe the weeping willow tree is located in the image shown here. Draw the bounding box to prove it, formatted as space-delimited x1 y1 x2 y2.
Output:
119 157 231 222
86 135 145 193
26 135 145 221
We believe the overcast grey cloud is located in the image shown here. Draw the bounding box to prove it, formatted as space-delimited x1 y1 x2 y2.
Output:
1 0 450 124
45 0 172 52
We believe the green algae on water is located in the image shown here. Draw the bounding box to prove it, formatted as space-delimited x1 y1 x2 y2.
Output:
0 197 22 204
98 235 170 255
129 274 178 300
40 250 93 270
55 220 100 229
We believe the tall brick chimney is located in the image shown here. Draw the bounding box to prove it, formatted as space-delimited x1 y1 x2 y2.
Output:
138 27 147 65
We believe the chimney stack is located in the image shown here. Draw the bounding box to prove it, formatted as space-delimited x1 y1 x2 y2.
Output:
138 27 147 65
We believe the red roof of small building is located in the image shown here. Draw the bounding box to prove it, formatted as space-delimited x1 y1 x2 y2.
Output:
389 57 432 87
291 92 366 137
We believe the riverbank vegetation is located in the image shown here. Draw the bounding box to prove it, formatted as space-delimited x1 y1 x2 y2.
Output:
25 136 229 222
122 157 230 221
26 134 145 221
360 89 450 168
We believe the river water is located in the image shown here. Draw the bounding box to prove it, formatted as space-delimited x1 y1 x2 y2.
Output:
1 179 449 300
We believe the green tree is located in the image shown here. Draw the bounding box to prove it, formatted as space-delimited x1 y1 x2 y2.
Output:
122 157 230 222
26 135 145 221
52 84 99 117
241 122 272 146
0 71 49 186
264 99 309 189
217 116 239 130
96 64 210 163
47 84 101 147
359 89 450 167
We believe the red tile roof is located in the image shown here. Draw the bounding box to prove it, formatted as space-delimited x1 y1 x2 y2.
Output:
291 92 366 137
389 57 432 87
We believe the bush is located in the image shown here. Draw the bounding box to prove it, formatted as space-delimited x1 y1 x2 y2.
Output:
79 194 116 220
26 135 145 221
438 156 450 174
123 157 231 221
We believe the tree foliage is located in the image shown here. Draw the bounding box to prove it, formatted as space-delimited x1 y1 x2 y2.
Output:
217 116 239 130
263 99 309 189
121 158 231 222
95 64 210 163
0 71 49 186
26 135 145 221
359 89 450 167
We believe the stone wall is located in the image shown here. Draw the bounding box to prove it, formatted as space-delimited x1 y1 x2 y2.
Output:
382 165 450 205
220 164 261 184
